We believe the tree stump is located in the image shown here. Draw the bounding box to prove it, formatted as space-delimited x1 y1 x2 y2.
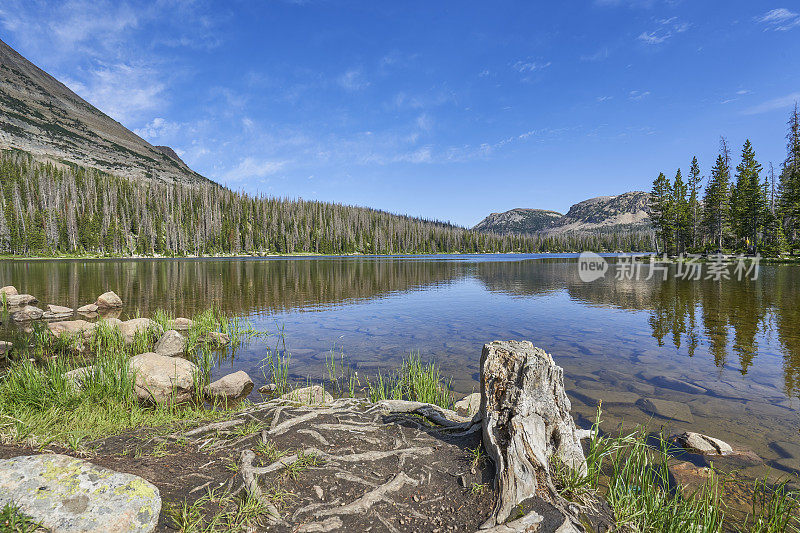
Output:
479 340 586 530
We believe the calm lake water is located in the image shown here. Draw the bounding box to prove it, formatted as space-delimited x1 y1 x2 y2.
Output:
3 254 800 477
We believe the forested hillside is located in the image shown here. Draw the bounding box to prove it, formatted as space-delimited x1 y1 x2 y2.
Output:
0 150 651 256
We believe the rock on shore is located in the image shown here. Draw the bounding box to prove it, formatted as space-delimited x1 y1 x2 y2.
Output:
95 291 123 309
130 352 198 405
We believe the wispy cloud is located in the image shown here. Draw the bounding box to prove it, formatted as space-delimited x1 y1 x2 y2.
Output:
513 60 552 73
223 157 287 181
597 95 613 102
581 47 610 62
743 92 800 115
629 90 651 101
337 68 369 91
638 17 690 45
134 117 182 140
756 8 800 31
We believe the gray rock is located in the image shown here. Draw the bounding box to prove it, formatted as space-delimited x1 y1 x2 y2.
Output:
95 291 123 308
154 330 186 357
282 385 333 405
259 383 278 394
672 432 733 455
48 320 97 339
6 294 38 308
202 331 230 346
64 366 94 390
0 340 12 355
637 398 694 423
0 453 160 533
129 352 198 405
77 303 99 314
0 285 18 297
120 318 160 345
205 371 254 402
43 304 74 320
13 305 43 322
454 392 481 416
772 441 800 459
640 372 707 395
171 317 193 332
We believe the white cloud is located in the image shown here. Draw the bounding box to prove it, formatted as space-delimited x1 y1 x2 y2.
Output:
757 8 800 31
581 47 610 62
513 60 552 73
134 117 181 140
743 92 800 115
223 157 287 181
596 96 613 102
62 62 165 123
638 17 690 45
638 31 670 44
337 68 369 91
629 90 651 100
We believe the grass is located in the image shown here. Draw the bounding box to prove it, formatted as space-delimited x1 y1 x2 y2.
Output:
259 324 291 396
0 307 249 447
551 406 799 533
325 343 361 398
366 351 453 409
165 487 274 533
0 503 40 533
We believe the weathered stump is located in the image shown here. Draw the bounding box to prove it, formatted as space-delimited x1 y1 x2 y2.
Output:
480 340 586 530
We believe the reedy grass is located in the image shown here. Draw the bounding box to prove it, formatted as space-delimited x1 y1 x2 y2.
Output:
0 502 40 533
366 351 453 409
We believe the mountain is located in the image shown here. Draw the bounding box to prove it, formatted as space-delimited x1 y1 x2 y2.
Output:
475 191 652 235
0 38 209 185
473 208 563 234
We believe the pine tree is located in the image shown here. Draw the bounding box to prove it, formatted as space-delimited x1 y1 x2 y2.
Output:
703 143 732 252
687 156 703 251
779 103 800 253
732 140 764 253
672 168 689 254
650 172 674 253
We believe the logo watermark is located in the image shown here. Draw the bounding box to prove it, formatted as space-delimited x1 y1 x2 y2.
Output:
577 253 761 282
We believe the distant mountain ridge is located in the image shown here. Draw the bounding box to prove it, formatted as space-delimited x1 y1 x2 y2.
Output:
0 38 209 185
474 191 652 235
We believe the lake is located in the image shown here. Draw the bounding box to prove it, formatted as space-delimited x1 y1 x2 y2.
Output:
2 254 799 477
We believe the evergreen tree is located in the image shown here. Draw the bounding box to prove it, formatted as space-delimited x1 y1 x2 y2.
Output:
650 172 674 253
687 156 703 251
779 103 800 252
732 140 764 252
703 144 732 252
672 168 689 253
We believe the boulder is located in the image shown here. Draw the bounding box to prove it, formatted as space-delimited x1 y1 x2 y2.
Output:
95 291 123 308
43 304 74 320
0 454 160 533
672 432 733 455
479 340 586 529
0 285 18 297
77 303 99 314
6 294 37 308
171 317 193 332
0 340 12 355
64 366 94 390
282 385 333 405
454 392 480 416
640 372 707 395
205 371 254 402
12 305 43 322
154 330 186 357
570 388 640 407
48 320 97 339
202 331 230 346
259 383 278 394
129 352 198 405
119 318 160 344
637 397 694 423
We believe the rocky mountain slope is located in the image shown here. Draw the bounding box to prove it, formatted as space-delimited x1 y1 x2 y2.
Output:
474 191 652 235
472 208 563 234
0 38 209 185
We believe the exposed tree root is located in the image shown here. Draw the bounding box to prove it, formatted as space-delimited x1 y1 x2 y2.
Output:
315 471 418 517
239 449 286 526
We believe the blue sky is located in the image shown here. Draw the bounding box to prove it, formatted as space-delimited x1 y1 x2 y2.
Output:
2 1 800 226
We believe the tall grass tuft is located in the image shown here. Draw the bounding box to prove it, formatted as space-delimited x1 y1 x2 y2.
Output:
366 351 452 409
259 325 290 396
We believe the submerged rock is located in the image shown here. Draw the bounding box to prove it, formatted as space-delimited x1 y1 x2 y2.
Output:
95 291 123 309
454 392 480 416
0 285 18 297
129 352 198 405
205 371 254 402
12 305 43 322
77 303 99 314
637 397 694 423
202 331 230 346
43 304 74 320
672 432 733 455
6 294 38 308
0 454 160 533
154 330 186 357
282 385 333 405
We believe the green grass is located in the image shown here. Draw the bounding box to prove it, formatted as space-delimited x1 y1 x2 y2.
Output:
0 503 40 533
165 487 275 533
259 325 291 396
551 407 799 533
366 351 453 409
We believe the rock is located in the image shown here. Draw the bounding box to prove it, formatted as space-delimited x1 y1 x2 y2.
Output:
0 285 18 297
48 320 97 339
6 294 38 308
120 318 160 344
95 291 123 308
569 388 640 406
772 441 800 459
0 340 12 355
205 371 254 402
454 392 481 416
636 397 694 423
12 305 43 322
479 340 585 529
640 372 707 395
672 432 733 455
154 330 186 357
171 317 193 332
43 304 74 320
259 383 278 394
64 366 94 390
203 331 230 346
0 453 160 533
282 385 333 405
77 303 99 314
129 352 198 405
